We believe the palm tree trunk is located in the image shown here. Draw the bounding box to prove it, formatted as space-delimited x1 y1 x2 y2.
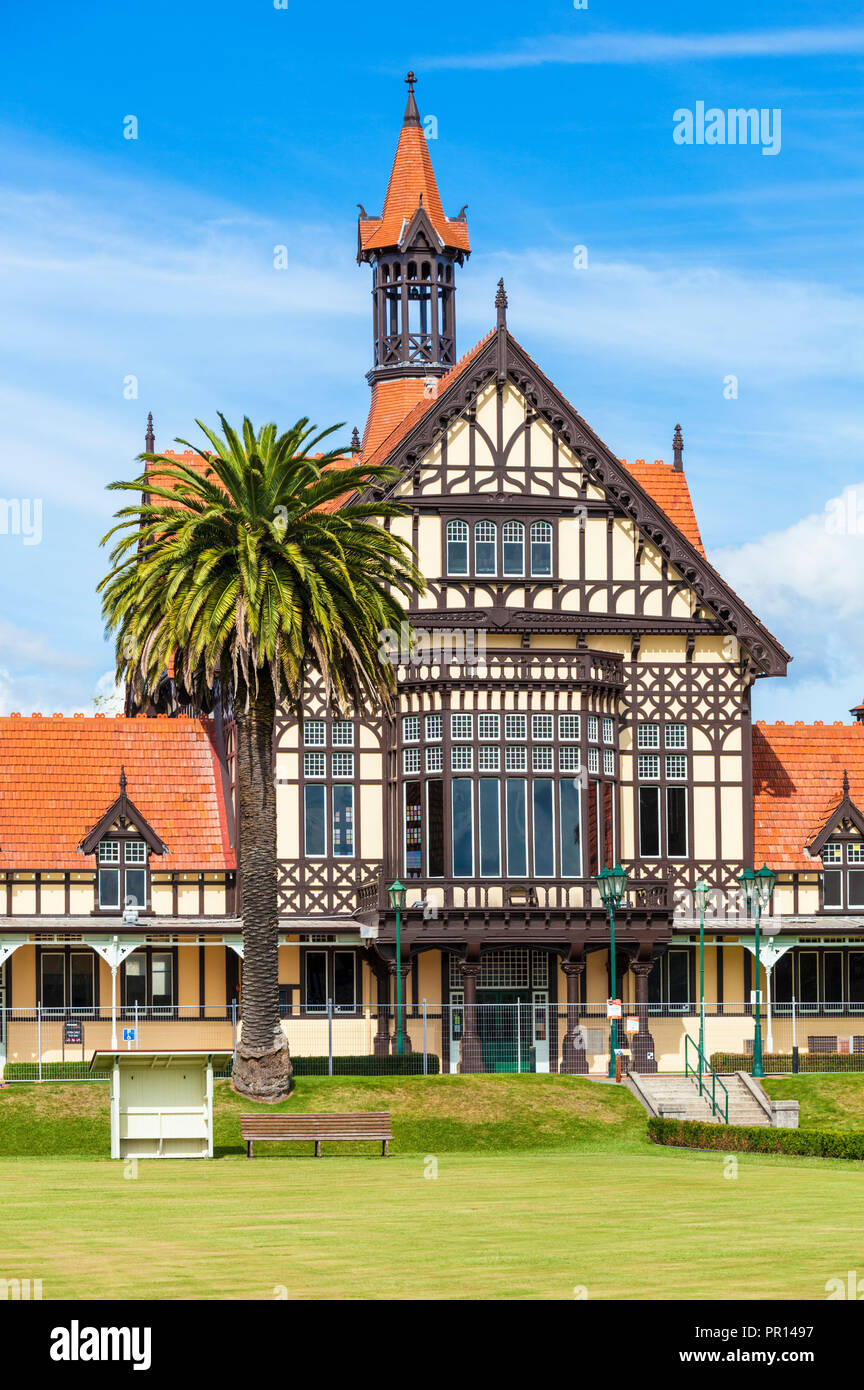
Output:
231 669 293 1101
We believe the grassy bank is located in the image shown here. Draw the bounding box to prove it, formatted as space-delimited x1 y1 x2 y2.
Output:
0 1074 647 1158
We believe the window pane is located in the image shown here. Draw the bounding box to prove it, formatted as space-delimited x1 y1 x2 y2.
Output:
849 870 864 908
333 952 356 1011
125 840 146 864
668 951 690 1004
70 952 94 1008
427 780 445 878
639 787 660 858
799 952 819 1004
824 952 843 1006
98 840 119 863
124 868 146 909
478 779 501 877
530 521 552 576
125 954 146 1007
667 786 688 857
304 784 326 857
533 779 555 877
774 952 794 1003
332 784 354 858
405 781 422 878
506 779 527 876
559 779 582 877
41 953 65 1008
305 952 327 1011
446 520 468 575
452 779 474 877
602 780 614 869
502 521 524 575
475 521 496 575
151 953 173 1008
99 867 120 909
823 869 842 907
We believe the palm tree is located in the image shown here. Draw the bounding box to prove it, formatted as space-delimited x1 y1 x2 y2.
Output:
99 415 424 1101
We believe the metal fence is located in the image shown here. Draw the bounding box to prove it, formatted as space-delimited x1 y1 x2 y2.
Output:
2 1001 864 1081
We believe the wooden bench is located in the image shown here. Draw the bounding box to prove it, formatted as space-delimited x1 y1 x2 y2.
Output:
240 1112 392 1158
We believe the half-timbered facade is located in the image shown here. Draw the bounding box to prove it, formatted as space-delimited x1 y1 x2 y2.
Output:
3 75 864 1077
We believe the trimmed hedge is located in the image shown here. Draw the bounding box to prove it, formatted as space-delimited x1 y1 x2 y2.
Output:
291 1054 440 1076
3 1056 439 1081
710 1051 864 1074
648 1115 864 1160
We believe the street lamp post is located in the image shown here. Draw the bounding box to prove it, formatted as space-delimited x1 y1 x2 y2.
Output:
693 879 710 1065
737 863 777 1079
387 879 407 1055
596 863 629 1079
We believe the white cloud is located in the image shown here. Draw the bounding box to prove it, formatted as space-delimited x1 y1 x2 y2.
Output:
712 483 864 722
424 25 864 71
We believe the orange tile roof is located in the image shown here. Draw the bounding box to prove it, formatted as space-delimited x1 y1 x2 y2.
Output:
359 93 470 255
362 379 429 460
619 459 705 556
753 721 864 870
0 716 234 871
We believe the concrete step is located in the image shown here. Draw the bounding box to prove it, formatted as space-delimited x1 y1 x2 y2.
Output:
631 1071 772 1126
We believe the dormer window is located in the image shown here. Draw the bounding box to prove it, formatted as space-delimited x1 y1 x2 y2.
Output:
822 839 864 910
98 838 149 911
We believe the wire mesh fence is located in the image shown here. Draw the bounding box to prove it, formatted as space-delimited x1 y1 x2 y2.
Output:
2 1001 863 1081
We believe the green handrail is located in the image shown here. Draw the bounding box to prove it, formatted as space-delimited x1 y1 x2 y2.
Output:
684 1034 729 1124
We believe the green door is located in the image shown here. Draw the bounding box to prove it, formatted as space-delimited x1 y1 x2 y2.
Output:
477 991 533 1072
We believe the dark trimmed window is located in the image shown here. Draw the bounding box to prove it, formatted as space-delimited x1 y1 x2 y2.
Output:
97 837 149 913
122 948 175 1009
821 838 864 911
301 948 359 1014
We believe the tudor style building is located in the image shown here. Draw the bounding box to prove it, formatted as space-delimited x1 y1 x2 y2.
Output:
2 75 864 1076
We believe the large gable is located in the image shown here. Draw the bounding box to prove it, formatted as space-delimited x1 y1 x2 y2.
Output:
359 322 788 674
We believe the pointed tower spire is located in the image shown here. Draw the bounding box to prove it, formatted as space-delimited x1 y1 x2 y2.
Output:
350 426 361 454
672 423 683 472
145 412 155 454
357 73 470 424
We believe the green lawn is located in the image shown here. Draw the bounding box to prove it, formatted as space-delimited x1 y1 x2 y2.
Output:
2 1075 864 1300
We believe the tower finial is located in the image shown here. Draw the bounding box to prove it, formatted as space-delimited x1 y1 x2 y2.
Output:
403 70 420 126
672 422 683 471
350 426 361 454
495 277 508 327
120 765 127 794
145 412 155 454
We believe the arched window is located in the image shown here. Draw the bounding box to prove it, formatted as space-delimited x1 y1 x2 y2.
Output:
421 261 431 281
530 520 553 576
474 520 496 575
446 520 469 575
408 261 418 280
502 521 524 576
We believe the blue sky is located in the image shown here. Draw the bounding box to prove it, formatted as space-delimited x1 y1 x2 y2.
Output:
1 0 863 721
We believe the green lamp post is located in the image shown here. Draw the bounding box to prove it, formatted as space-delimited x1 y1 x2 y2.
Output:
387 879 407 1055
693 879 710 1065
596 863 629 1078
737 863 777 1078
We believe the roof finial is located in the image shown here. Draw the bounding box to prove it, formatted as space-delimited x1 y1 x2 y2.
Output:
672 422 683 472
145 412 155 454
495 277 508 328
350 426 361 454
403 70 420 126
844 768 850 795
120 765 128 794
